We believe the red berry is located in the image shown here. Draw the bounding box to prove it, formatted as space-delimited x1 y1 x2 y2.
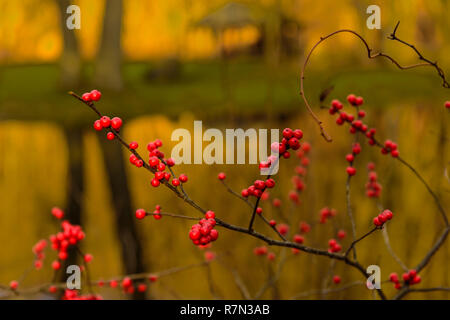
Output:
256 207 263 215
52 260 61 270
166 158 175 167
267 252 276 261
100 116 111 128
346 154 354 162
179 174 188 183
205 211 215 219
189 229 200 241
90 90 102 101
445 101 450 109
93 120 103 131
84 254 93 263
337 230 346 239
172 178 180 186
293 129 303 139
129 142 138 149
402 273 410 282
293 234 304 244
135 209 146 220
241 189 249 197
218 172 226 180
355 96 364 106
272 198 281 207
373 217 382 227
408 269 417 278
154 139 163 147
282 128 293 139
347 94 357 105
265 178 275 188
122 277 132 288
346 166 356 176
149 157 159 167
137 284 147 293
151 178 160 187
269 220 276 227
389 272 399 283
82 93 92 102
277 224 289 235
58 251 68 260
157 163 166 172
51 207 64 219
209 229 219 241
48 285 57 293
9 280 18 290
352 143 361 154
106 132 115 140
149 275 158 282
333 275 341 284
383 210 393 220
111 117 123 130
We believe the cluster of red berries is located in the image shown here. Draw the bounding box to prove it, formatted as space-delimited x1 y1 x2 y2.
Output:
81 89 102 102
62 289 102 300
189 211 218 246
267 127 304 161
104 274 158 295
381 140 399 158
331 99 367 134
141 139 180 187
389 269 421 289
366 162 382 198
49 212 86 270
319 207 337 224
241 178 276 199
135 205 162 220
329 94 401 158
93 115 123 141
328 238 342 253
373 209 393 227
346 142 361 176
32 239 47 270
289 142 311 204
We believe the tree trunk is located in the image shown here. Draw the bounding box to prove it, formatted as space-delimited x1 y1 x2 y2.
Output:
99 137 146 299
94 0 123 90
61 127 84 285
56 0 82 89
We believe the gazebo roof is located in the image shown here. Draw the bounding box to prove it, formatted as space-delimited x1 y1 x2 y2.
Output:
195 2 261 31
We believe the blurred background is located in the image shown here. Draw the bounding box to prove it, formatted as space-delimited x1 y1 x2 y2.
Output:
0 0 449 299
